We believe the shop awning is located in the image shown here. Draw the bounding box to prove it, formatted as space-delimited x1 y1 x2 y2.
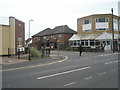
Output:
96 32 119 40
81 34 100 40
69 34 81 41
69 33 119 41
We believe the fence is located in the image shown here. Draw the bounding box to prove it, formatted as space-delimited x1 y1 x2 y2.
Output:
5 48 25 58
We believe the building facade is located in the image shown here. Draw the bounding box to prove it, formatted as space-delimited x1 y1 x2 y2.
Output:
0 17 25 55
69 14 120 51
118 1 120 16
32 25 76 50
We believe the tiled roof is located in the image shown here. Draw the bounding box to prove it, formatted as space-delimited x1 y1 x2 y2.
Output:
32 25 77 37
53 25 77 34
32 28 52 37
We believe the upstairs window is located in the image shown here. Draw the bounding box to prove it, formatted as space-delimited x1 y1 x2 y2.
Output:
51 35 54 38
119 20 120 31
113 19 118 31
96 18 108 22
96 18 109 31
82 19 92 32
83 19 91 24
58 34 62 38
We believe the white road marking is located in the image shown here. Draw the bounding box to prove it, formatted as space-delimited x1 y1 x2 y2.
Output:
64 82 77 87
37 66 91 80
104 60 119 65
98 53 118 57
84 76 93 80
98 72 106 76
30 65 80 75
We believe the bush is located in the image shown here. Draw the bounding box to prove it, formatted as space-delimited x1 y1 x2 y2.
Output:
30 48 40 57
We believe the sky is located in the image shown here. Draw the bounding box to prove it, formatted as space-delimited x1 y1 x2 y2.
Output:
0 0 120 39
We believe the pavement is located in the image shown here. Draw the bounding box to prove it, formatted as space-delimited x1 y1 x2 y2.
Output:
1 52 68 71
1 56 28 65
1 50 118 65
0 52 64 65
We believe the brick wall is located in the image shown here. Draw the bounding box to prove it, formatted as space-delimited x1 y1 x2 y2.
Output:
15 19 25 48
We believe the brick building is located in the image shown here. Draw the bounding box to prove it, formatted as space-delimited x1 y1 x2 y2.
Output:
0 17 25 55
32 25 76 49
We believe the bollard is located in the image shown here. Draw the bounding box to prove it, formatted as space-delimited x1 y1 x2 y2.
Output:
18 48 20 59
41 44 45 58
8 48 10 58
29 48 31 60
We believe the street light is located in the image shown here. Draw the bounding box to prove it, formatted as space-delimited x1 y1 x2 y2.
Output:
28 20 34 60
111 8 115 53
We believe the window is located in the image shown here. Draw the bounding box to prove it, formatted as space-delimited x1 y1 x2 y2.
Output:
82 19 92 31
51 35 54 38
17 38 22 46
81 40 84 46
43 36 46 39
58 34 62 38
90 40 94 46
73 41 76 46
83 19 91 24
96 18 109 31
95 40 100 45
113 19 117 23
96 18 108 22
85 40 88 46
119 20 120 31
76 40 80 46
107 41 110 45
113 19 118 31
96 28 108 30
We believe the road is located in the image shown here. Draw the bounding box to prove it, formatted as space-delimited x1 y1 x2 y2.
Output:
2 51 120 88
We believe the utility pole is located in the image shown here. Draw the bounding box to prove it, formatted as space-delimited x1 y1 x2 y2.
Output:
28 20 34 60
111 8 115 53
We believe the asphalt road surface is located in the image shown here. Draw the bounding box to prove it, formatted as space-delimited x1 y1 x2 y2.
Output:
2 51 120 88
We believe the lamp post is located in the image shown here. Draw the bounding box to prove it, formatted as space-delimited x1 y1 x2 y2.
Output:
118 17 120 52
111 8 115 53
28 20 34 60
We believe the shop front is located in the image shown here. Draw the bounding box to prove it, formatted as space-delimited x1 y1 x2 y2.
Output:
69 33 119 52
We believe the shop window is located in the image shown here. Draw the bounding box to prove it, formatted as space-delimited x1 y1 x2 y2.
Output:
107 41 110 45
74 41 76 46
76 40 80 46
95 40 100 45
85 40 88 46
90 40 94 46
81 40 84 46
